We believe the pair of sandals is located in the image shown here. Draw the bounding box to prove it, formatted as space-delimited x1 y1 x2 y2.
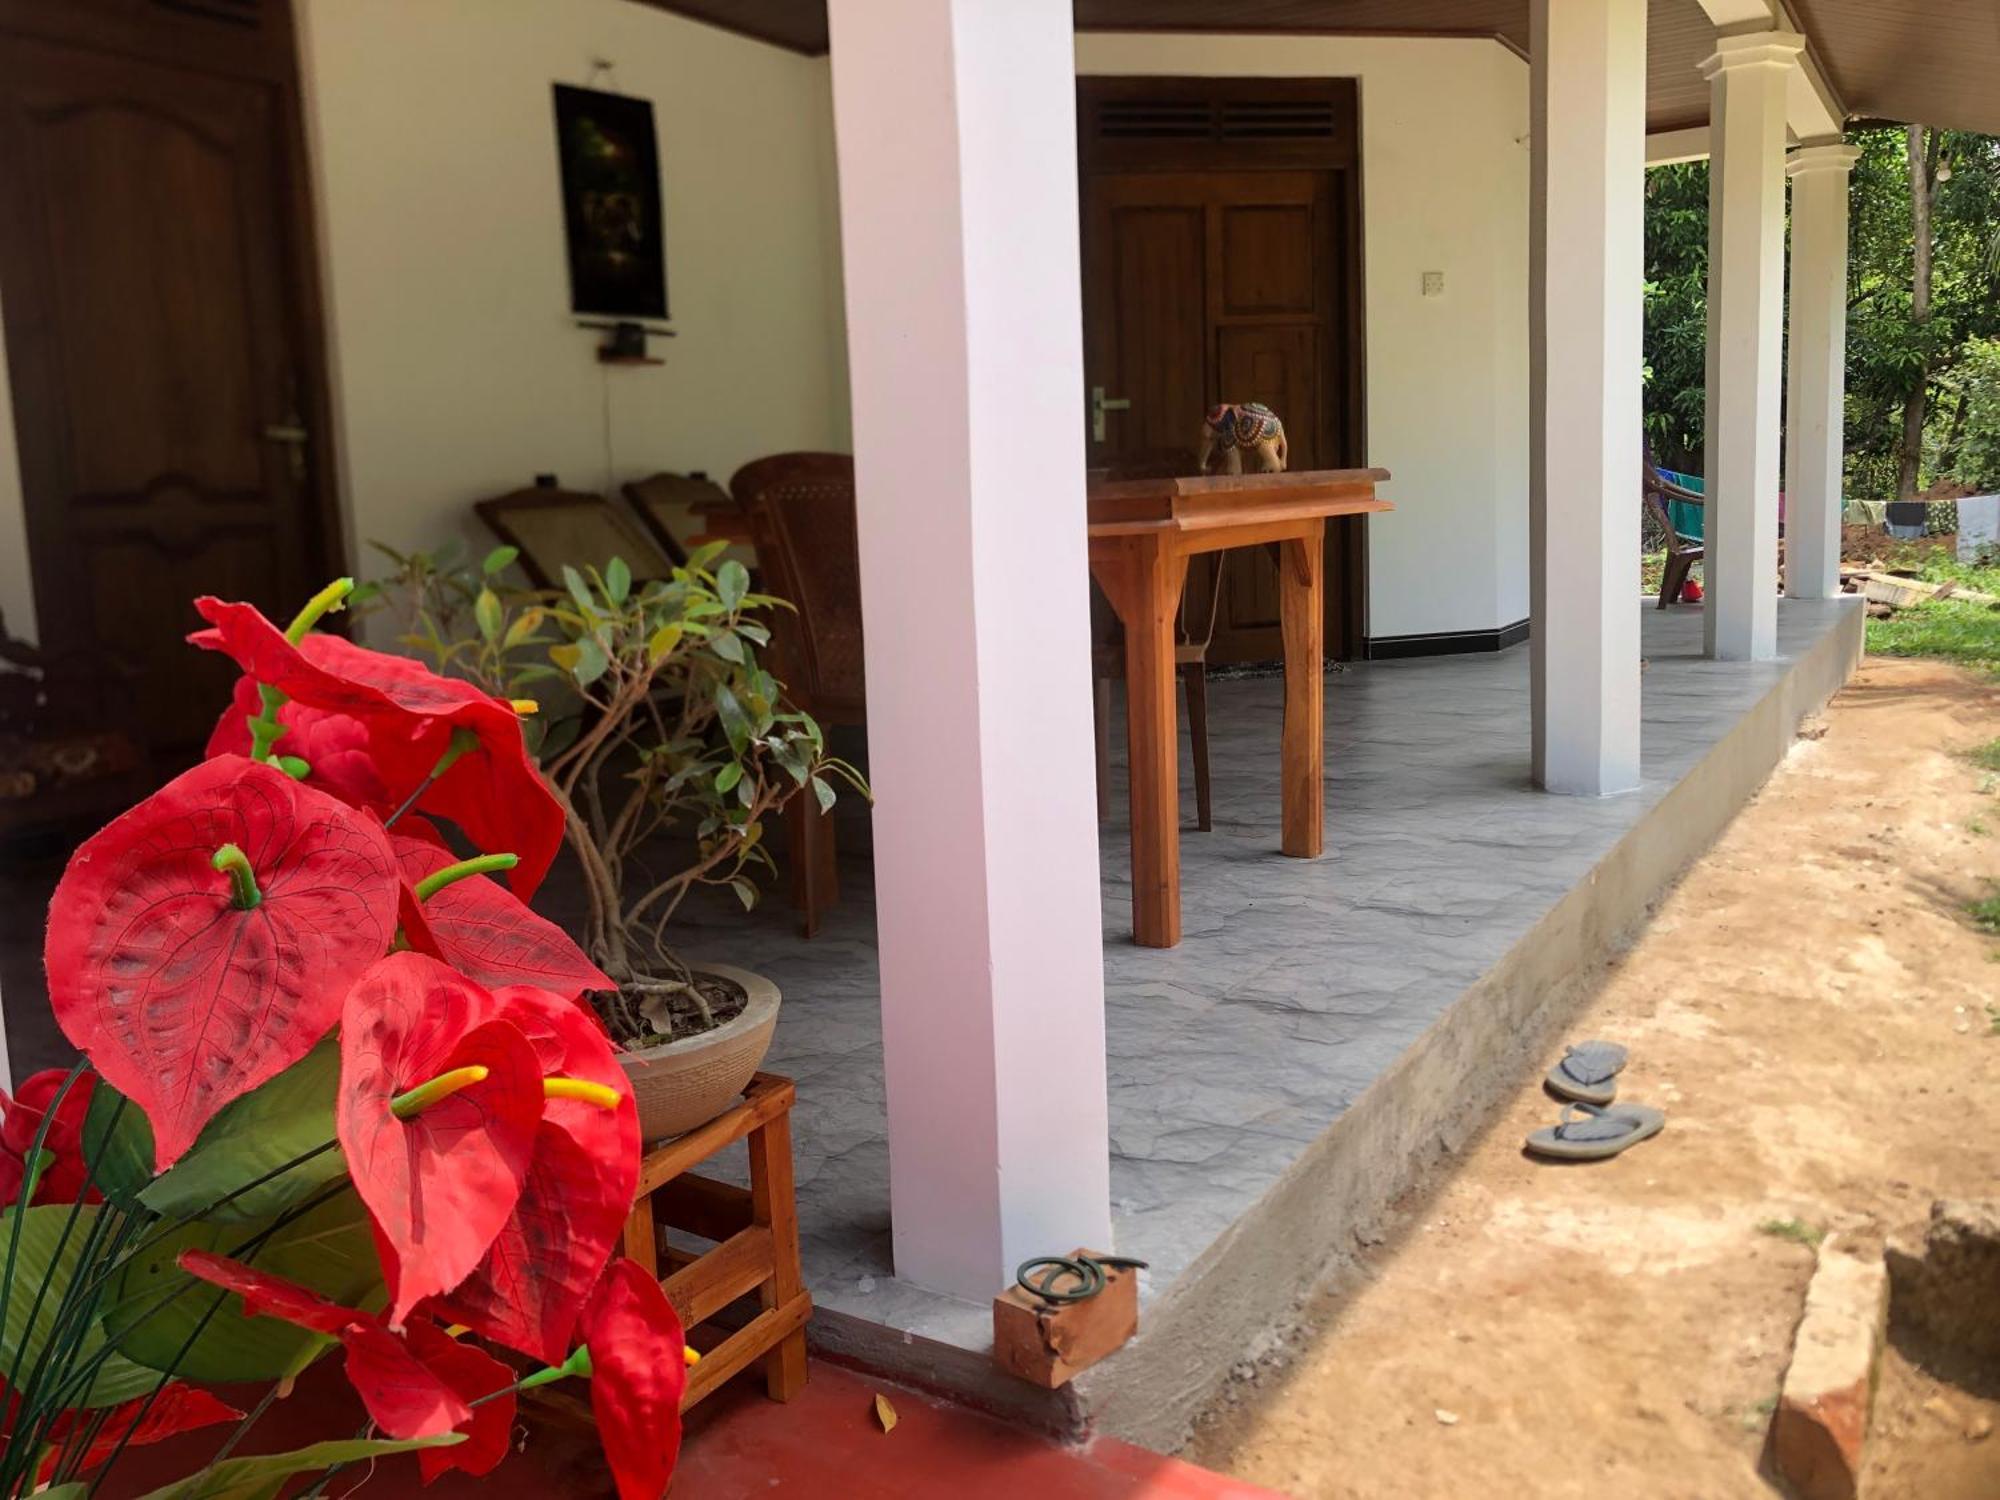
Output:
1524 1041 1665 1161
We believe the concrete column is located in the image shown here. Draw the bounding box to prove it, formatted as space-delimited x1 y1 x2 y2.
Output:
825 0 1112 1300
1529 0 1645 796
1784 141 1861 600
1700 31 1804 659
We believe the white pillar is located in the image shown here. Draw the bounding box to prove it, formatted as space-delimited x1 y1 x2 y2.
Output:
1700 32 1803 659
825 0 1112 1301
1529 0 1645 796
1784 141 1861 600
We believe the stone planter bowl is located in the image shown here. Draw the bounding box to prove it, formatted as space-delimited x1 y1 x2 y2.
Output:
617 963 781 1142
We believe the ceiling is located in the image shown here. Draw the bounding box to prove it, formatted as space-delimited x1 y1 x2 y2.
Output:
633 0 2000 136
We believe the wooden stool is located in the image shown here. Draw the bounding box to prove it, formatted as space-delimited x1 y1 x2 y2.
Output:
621 1073 810 1408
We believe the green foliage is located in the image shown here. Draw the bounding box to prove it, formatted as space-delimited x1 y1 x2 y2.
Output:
1970 885 2000 935
365 543 868 991
119 1436 461 1500
0 1205 167 1408
1755 1217 1825 1248
1964 737 2000 773
1645 127 2000 501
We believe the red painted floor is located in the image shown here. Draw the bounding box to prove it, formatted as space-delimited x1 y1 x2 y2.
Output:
103 1356 1285 1499
673 1361 1288 1500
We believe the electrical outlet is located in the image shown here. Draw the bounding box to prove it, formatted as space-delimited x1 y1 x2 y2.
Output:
1421 270 1445 297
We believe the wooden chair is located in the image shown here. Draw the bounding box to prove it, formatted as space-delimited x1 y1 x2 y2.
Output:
474 485 679 591
1643 450 1706 609
623 471 732 569
729 453 865 939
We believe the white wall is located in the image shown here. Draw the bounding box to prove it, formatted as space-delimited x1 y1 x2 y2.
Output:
296 0 849 579
1074 34 1532 641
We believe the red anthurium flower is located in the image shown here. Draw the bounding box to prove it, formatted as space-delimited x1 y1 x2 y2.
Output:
45 756 400 1169
338 953 545 1324
207 669 393 812
0 1068 98 1207
436 986 637 1363
190 599 563 898
393 827 611 1000
579 1259 689 1500
177 1251 471 1441
35 1381 242 1483
404 1319 516 1483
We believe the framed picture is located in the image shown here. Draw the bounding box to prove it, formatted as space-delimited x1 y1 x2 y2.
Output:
552 84 668 320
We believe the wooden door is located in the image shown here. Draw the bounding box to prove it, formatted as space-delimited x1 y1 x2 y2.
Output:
1079 78 1364 662
0 0 336 759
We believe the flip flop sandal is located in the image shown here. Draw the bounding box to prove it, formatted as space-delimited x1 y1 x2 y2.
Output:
1525 1101 1665 1162
1546 1040 1628 1105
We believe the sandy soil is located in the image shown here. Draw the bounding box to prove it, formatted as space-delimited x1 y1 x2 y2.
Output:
1183 656 2000 1499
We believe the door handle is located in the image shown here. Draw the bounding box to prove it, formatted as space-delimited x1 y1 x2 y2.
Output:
261 420 309 482
1090 386 1131 444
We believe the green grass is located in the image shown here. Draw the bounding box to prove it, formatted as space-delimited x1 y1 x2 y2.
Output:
1867 599 2000 677
1756 1217 1825 1248
1967 738 2000 774
1987 1004 2000 1037
1970 887 2000 936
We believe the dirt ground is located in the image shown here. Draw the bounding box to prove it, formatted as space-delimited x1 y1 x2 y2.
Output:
1183 656 2000 1499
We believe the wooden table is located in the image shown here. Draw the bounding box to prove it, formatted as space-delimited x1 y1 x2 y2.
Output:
1087 468 1392 948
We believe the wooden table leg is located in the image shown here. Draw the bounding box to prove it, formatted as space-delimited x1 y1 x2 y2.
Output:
621 1198 659 1280
1279 525 1325 858
1092 535 1187 948
748 1108 808 1401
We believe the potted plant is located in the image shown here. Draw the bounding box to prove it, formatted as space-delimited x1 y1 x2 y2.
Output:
5 578 690 1498
364 540 863 1139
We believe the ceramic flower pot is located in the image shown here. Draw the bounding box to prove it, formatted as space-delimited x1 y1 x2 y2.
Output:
616 962 781 1141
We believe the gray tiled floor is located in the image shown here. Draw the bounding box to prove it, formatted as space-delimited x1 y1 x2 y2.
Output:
657 599 1855 1351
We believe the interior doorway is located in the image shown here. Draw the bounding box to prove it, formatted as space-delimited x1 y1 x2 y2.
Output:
1079 76 1366 662
0 0 341 764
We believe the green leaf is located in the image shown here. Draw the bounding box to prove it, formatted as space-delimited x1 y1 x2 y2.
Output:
561 564 595 616
0 1205 166 1407
714 684 752 755
717 560 750 611
729 878 758 911
647 622 684 664
82 1082 156 1213
606 555 632 605
125 1436 462 1500
140 1037 342 1226
811 774 837 813
709 629 745 664
686 539 729 573
106 1189 382 1385
714 761 743 795
572 635 609 687
548 642 582 673
474 588 503 644
481 544 519 576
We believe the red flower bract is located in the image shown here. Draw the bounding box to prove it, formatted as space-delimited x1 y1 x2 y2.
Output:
580 1258 688 1500
436 986 637 1363
34 1381 241 1483
177 1252 472 1441
393 827 611 1000
404 1319 516 1483
45 756 400 1169
190 599 563 898
337 953 544 1325
0 1068 98 1207
207 669 393 813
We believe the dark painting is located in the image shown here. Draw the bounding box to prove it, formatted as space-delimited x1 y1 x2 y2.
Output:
553 84 668 320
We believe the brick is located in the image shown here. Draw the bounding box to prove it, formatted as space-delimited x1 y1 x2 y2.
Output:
1772 1242 1889 1500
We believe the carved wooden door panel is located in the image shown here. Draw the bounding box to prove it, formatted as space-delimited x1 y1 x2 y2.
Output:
0 3 330 757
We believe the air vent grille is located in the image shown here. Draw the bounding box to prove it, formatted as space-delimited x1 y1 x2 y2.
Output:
1096 97 1339 144
153 0 260 27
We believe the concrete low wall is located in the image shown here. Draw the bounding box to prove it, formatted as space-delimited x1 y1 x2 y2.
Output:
1080 602 1865 1449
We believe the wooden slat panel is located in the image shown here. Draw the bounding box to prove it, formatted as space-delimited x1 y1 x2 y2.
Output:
656 1174 754 1243
679 1295 813 1409
662 1226 775 1327
634 1074 795 1195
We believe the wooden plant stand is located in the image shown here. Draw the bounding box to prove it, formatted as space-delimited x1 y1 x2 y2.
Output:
621 1073 811 1409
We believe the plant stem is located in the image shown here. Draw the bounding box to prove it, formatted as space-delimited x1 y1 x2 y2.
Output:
383 728 479 829
412 853 518 900
210 845 262 911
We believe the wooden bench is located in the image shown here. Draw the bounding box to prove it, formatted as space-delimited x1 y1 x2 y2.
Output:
621 1072 810 1408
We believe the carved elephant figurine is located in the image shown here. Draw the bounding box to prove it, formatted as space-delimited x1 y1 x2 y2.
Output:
1197 403 1288 475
